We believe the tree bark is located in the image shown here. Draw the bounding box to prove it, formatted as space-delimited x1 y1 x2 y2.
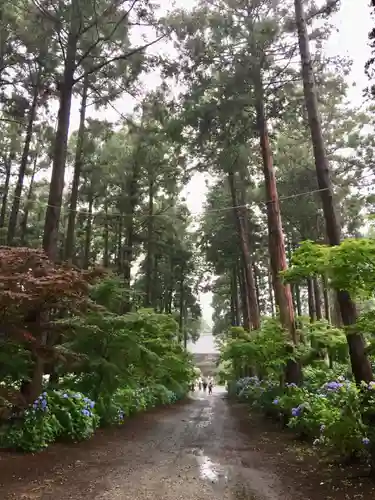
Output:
144 177 154 307
43 0 79 261
294 0 372 382
20 151 38 245
117 215 123 271
122 160 141 312
83 194 93 269
253 263 261 314
313 277 322 320
255 85 296 342
230 267 241 326
178 272 185 345
295 284 302 316
103 199 109 267
227 171 260 329
65 73 89 262
322 274 331 322
7 70 40 245
268 267 275 317
255 74 301 384
238 266 251 331
307 278 316 322
0 150 13 230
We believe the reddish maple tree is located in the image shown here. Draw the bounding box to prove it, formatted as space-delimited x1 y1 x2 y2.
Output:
0 247 102 413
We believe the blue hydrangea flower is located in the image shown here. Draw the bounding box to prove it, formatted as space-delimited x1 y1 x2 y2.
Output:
363 437 370 446
272 399 279 405
291 404 304 417
324 381 343 392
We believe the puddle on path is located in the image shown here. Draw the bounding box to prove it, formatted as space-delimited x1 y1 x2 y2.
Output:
196 406 214 428
187 448 283 500
189 448 229 484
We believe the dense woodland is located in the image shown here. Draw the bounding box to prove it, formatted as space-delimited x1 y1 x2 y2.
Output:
1 0 375 462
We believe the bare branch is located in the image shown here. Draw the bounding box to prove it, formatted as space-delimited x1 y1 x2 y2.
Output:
75 2 136 70
73 34 167 84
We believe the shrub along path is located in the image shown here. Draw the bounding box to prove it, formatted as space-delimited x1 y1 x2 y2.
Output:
0 391 374 499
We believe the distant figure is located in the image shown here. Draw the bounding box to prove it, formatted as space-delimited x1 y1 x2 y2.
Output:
208 380 213 394
198 379 202 391
190 382 195 391
202 378 208 392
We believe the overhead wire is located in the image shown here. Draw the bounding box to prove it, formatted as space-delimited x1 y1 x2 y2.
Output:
13 171 375 226
7 48 374 226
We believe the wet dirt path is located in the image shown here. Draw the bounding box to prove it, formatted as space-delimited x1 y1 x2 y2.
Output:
0 389 293 500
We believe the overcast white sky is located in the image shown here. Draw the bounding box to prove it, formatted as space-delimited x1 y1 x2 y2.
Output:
69 0 372 353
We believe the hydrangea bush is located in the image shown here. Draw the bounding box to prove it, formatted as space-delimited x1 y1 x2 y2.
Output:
0 384 182 452
235 374 375 461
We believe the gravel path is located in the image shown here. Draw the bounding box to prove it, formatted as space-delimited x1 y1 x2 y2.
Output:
0 388 291 500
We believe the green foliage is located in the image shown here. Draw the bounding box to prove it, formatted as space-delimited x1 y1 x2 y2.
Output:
284 238 375 299
236 374 375 461
221 317 348 383
0 277 192 451
0 384 182 452
0 390 99 452
222 320 291 377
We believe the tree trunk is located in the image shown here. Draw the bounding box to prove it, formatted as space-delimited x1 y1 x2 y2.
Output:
165 259 174 314
238 266 251 331
117 215 123 271
230 267 241 326
43 0 79 261
227 171 260 329
144 177 154 307
83 194 93 269
313 277 322 320
322 274 331 322
20 151 38 245
268 268 275 317
295 284 302 316
253 263 261 314
152 255 159 311
230 293 236 326
286 238 298 315
255 75 301 384
294 0 372 383
123 161 140 311
178 272 185 344
103 200 109 267
255 87 296 340
65 73 89 262
307 278 316 322
0 151 12 230
7 71 40 245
